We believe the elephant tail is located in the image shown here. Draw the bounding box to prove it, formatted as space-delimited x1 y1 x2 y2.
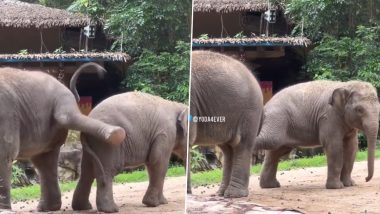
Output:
81 133 106 185
69 62 107 102
254 112 279 150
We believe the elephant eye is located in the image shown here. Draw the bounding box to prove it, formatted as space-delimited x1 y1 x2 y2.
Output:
355 106 364 114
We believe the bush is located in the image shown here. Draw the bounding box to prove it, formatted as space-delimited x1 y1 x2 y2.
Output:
121 41 190 103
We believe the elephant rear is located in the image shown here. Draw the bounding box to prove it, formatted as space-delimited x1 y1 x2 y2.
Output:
190 51 263 198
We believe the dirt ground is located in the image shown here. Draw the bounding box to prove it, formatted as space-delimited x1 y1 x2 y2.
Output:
11 176 186 214
189 160 380 214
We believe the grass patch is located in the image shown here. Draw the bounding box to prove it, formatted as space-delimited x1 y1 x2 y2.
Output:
11 166 185 202
192 148 380 186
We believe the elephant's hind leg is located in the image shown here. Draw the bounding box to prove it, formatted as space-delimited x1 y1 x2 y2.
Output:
0 156 13 210
223 138 253 198
31 148 62 211
72 151 94 211
216 144 233 196
341 134 358 187
143 136 171 207
260 146 292 188
96 173 118 213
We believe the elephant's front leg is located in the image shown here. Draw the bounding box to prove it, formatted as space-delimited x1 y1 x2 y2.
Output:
325 140 345 189
216 144 232 196
96 174 118 213
341 135 358 187
31 148 62 211
260 146 293 188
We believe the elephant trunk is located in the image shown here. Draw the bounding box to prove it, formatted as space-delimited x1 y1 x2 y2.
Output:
363 120 378 182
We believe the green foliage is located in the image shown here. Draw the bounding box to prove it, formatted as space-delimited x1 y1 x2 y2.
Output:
69 0 192 56
67 0 191 101
308 25 380 92
234 31 247 39
122 41 190 103
18 49 29 55
284 0 380 40
190 145 207 171
11 164 26 186
198 34 209 40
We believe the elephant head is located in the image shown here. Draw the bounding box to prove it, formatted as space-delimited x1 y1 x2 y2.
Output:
173 107 188 162
329 82 380 181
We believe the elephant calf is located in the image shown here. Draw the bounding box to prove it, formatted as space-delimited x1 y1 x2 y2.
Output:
72 92 188 213
0 63 125 211
256 80 379 189
189 51 263 198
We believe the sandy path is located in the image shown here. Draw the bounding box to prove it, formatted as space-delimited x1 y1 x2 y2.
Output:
12 176 186 214
189 160 380 214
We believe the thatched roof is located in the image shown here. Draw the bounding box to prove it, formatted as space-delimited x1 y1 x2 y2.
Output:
193 0 279 13
0 0 88 28
0 52 131 62
193 37 311 47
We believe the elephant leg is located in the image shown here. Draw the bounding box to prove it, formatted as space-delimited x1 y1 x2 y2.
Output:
72 151 94 211
187 149 192 194
0 158 12 210
96 174 118 213
54 97 125 145
143 161 170 207
31 148 62 211
341 135 358 187
260 146 292 188
223 139 252 198
143 136 171 207
325 142 344 189
216 144 232 196
187 123 197 194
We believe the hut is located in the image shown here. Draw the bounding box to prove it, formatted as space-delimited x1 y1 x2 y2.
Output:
192 0 311 103
0 0 131 113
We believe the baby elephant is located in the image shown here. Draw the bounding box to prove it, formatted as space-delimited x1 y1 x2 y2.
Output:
256 80 379 189
72 92 188 213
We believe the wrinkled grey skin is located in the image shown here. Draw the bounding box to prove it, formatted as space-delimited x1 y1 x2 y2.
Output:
72 92 188 213
189 51 263 198
256 80 379 189
0 63 126 211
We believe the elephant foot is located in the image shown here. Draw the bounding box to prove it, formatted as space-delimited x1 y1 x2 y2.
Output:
159 195 168 205
187 187 192 194
142 195 160 207
326 180 344 189
97 202 119 213
342 178 356 187
223 186 248 198
37 200 61 212
105 127 126 145
216 184 227 196
0 202 12 210
72 200 92 211
260 178 281 188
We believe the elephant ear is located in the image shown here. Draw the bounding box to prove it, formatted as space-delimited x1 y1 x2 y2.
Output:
176 108 188 136
329 88 351 109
